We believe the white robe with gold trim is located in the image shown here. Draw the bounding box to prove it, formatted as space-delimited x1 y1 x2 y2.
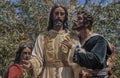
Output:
29 30 80 78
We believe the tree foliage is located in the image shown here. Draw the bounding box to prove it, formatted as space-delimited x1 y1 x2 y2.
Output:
0 0 120 77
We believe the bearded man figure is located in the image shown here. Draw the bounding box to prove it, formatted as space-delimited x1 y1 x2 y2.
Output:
62 9 113 78
21 5 80 78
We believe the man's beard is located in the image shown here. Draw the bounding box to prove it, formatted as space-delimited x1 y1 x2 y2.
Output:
72 20 85 31
54 19 64 27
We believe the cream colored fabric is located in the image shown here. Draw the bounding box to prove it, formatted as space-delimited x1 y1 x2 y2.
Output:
29 30 80 78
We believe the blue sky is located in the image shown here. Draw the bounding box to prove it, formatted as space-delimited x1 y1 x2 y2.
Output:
10 0 16 2
10 0 113 4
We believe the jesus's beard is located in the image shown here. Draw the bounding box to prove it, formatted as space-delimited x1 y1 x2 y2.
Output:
54 19 63 27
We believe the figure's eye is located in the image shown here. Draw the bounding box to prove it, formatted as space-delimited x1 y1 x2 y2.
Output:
55 12 65 16
22 52 31 55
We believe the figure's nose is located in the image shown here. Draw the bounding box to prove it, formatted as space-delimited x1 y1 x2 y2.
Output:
56 14 61 19
25 55 30 60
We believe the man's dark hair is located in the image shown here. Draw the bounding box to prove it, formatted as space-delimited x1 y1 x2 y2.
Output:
77 9 93 30
14 44 32 64
47 5 68 31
